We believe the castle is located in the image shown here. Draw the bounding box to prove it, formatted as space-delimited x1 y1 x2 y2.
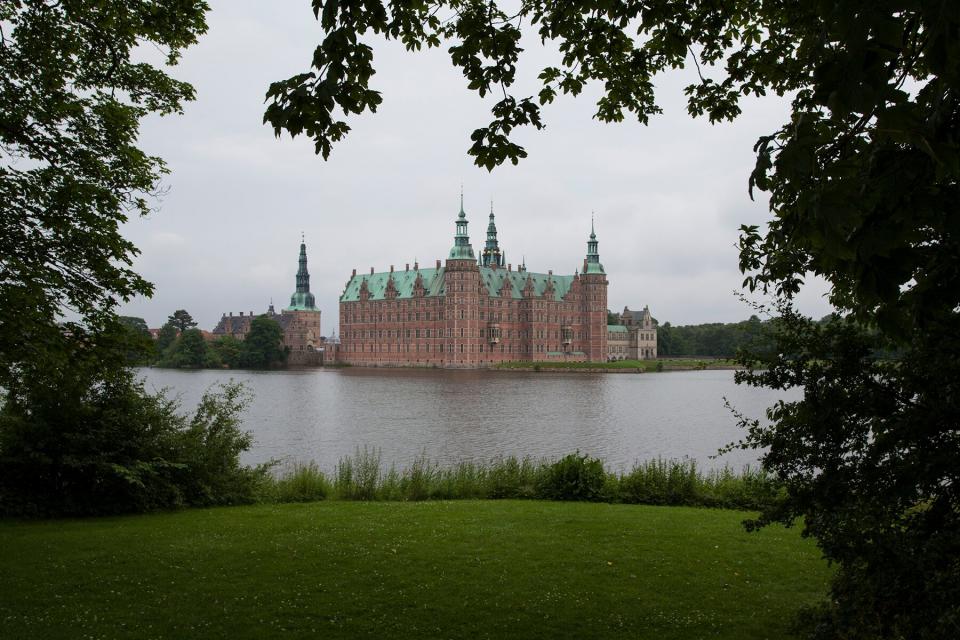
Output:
209 198 657 368
212 238 331 365
337 197 618 368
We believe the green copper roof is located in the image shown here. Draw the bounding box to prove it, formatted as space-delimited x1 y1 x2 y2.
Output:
478 267 574 300
449 195 476 260
287 240 317 310
584 217 605 274
340 268 446 302
339 266 578 303
607 324 628 333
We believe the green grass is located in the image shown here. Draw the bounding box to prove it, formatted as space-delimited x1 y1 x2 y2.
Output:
0 501 830 639
494 358 738 371
259 451 780 511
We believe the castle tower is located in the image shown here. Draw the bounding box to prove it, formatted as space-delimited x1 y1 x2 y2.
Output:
445 191 480 367
284 236 322 365
481 202 504 268
448 191 476 261
288 235 317 310
580 216 608 361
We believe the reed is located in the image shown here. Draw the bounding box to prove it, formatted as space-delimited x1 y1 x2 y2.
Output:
260 451 780 510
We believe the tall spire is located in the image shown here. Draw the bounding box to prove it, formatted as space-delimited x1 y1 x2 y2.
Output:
449 190 475 260
481 200 504 267
288 236 317 310
584 215 604 274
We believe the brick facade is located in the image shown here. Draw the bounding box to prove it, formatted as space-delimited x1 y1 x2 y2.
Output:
212 239 336 366
337 202 609 368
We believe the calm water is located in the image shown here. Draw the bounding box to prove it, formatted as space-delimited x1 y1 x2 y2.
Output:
138 367 798 472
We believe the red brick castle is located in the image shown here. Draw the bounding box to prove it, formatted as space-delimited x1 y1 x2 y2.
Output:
338 196 609 368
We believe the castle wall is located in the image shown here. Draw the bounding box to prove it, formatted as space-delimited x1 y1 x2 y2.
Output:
338 261 607 368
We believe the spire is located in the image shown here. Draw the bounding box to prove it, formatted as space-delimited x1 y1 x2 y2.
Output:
481 200 504 267
288 236 318 310
584 215 605 274
448 190 475 260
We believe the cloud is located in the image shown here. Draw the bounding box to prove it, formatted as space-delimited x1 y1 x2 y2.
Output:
119 0 835 331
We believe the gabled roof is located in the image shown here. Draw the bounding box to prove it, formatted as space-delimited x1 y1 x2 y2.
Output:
339 265 578 302
340 268 445 302
478 267 574 300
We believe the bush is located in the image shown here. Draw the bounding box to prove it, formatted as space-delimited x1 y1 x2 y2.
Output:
269 461 331 503
536 453 606 501
0 343 264 517
334 447 382 500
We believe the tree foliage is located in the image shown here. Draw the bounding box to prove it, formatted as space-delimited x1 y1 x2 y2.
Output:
658 316 774 358
0 1 209 366
268 2 960 636
159 327 218 369
167 309 198 332
0 321 261 517
156 321 179 357
238 316 287 369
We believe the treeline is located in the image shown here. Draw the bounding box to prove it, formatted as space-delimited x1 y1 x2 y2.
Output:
119 309 287 369
657 316 776 358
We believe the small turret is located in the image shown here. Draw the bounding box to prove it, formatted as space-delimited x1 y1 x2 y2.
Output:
583 214 604 274
288 235 318 310
481 201 504 268
448 188 476 260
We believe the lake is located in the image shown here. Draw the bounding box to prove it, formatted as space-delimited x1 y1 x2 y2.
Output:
138 367 798 473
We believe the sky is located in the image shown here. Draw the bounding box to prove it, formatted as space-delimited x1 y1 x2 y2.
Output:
121 0 833 333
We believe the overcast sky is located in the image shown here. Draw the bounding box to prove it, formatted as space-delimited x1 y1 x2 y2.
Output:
121 1 832 332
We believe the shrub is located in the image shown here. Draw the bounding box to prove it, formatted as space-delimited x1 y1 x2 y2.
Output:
271 461 330 503
0 358 262 516
334 447 382 500
536 452 606 501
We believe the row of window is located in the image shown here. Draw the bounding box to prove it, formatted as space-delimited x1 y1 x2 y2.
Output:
343 343 567 354
343 328 583 340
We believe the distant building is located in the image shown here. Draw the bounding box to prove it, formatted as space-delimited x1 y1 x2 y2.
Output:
336 197 609 368
212 239 335 365
606 305 658 361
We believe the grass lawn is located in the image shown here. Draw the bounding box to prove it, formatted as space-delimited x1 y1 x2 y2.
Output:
0 501 830 639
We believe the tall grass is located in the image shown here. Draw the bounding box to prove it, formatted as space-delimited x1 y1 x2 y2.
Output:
259 450 782 510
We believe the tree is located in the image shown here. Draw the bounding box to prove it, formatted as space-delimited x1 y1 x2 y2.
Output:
238 316 287 369
117 315 155 365
161 328 217 369
606 310 619 325
211 335 244 369
156 322 179 359
1 1 208 370
266 2 960 636
167 309 198 332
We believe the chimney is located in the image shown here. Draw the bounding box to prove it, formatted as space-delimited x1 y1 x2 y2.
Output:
229 312 233 316
370 267 374 275
436 259 441 269
405 263 409 272
414 261 419 270
390 265 394 273
240 312 244 316
352 268 357 277
548 269 553 276
508 263 512 271
250 311 253 316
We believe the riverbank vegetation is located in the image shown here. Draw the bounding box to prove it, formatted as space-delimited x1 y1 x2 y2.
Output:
137 309 288 370
260 450 780 511
0 500 831 640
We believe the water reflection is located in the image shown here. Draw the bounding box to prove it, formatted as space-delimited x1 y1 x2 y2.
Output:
139 368 797 472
